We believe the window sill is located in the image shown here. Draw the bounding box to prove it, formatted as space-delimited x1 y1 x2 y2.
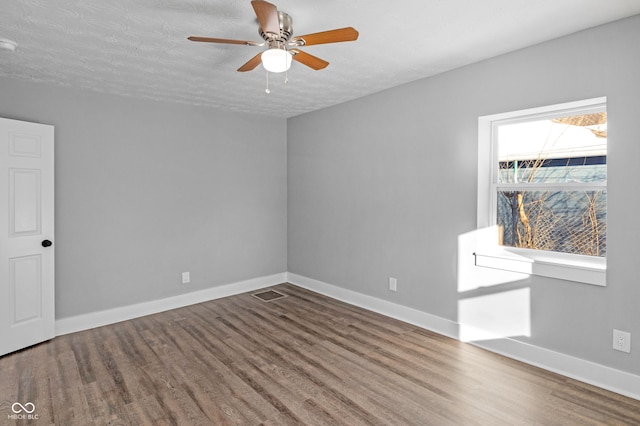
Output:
474 247 606 286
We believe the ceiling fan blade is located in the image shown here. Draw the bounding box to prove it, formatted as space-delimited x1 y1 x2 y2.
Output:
188 36 262 46
290 27 359 46
290 49 329 70
237 52 264 72
251 0 280 37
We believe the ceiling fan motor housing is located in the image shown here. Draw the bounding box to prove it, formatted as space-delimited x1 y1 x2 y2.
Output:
259 11 293 42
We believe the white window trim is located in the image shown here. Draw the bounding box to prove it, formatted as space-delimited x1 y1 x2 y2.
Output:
476 97 607 286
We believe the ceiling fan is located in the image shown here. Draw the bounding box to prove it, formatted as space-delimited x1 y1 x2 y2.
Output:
188 0 359 74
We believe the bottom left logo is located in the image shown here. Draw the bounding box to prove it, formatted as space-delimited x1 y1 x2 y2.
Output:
8 402 39 420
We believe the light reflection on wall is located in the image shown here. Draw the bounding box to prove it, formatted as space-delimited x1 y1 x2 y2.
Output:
457 228 531 343
458 288 531 342
458 228 529 292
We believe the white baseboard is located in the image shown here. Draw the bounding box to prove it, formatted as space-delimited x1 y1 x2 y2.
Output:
55 273 286 336
286 272 460 339
286 272 640 401
471 336 640 401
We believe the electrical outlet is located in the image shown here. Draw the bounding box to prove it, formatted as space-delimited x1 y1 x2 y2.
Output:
613 329 631 353
182 272 190 284
389 277 397 292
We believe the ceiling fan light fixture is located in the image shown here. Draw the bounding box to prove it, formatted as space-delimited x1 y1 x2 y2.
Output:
261 48 292 73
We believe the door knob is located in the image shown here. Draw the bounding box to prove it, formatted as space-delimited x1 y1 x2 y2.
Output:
42 240 53 247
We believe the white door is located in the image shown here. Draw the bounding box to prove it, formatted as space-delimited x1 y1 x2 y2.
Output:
0 117 55 356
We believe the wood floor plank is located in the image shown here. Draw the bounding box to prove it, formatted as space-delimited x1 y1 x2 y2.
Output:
1 282 639 425
200 296 398 425
162 306 304 425
152 320 260 425
47 352 93 425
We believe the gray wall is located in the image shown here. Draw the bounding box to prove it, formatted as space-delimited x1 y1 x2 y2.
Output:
288 15 640 375
0 79 287 318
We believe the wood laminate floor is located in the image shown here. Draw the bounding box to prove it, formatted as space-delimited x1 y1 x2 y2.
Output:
1 283 639 425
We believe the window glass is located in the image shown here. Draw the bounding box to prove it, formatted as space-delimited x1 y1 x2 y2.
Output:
497 112 607 184
496 189 606 256
494 111 607 257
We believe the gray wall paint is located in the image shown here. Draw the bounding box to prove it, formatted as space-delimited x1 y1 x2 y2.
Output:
288 15 640 375
0 79 287 319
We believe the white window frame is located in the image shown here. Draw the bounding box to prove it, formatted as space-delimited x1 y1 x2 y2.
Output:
476 97 607 286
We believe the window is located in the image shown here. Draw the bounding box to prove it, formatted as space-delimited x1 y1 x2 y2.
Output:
476 98 607 286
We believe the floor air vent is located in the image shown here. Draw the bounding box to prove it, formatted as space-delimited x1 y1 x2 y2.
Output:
252 289 287 302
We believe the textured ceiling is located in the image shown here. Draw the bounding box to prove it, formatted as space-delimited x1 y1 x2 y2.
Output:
1 1 639 118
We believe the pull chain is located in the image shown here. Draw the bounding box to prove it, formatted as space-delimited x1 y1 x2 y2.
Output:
265 70 270 94
284 50 289 84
